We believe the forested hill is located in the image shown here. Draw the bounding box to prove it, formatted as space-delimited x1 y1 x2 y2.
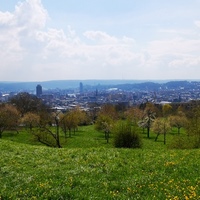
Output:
0 80 199 92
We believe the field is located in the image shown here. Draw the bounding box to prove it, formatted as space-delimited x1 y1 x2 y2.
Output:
0 125 200 199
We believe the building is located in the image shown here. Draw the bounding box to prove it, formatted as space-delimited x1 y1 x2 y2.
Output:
36 84 42 97
80 82 83 94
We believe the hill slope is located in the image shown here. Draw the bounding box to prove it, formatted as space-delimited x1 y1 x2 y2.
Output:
0 139 199 199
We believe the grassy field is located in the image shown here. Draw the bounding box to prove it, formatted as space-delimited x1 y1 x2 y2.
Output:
0 125 200 199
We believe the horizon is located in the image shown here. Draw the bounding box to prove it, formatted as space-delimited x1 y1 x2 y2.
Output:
1 79 200 92
1 0 200 81
0 78 199 84
0 78 195 82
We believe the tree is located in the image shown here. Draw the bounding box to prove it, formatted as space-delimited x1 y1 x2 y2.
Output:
162 104 172 117
186 106 200 148
95 104 117 143
138 107 156 138
0 104 20 138
21 112 40 131
170 107 200 149
98 104 118 121
152 118 171 144
59 108 86 138
10 92 47 116
95 114 113 143
31 111 62 148
125 107 143 126
72 107 88 126
169 111 188 134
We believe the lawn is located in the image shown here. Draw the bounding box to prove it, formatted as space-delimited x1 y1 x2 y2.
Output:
0 125 200 199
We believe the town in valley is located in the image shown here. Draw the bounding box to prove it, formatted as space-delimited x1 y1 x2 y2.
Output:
1 80 200 112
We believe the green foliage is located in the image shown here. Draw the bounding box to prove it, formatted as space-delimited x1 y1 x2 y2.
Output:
162 104 172 117
21 112 40 131
186 106 200 148
59 108 84 138
152 118 171 144
124 107 143 126
168 135 199 149
95 114 113 132
169 112 188 134
113 122 142 148
0 104 20 138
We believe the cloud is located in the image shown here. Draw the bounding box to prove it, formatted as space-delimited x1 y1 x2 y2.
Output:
14 0 48 29
0 0 200 81
0 11 13 25
194 20 200 28
0 0 49 80
142 36 200 79
84 31 119 44
0 0 140 81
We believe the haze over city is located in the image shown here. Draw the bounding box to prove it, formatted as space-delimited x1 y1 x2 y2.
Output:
0 0 200 82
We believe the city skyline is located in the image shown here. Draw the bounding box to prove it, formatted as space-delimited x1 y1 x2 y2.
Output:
0 0 200 82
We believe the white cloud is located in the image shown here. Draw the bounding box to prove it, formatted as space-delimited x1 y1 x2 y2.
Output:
142 36 200 79
84 31 119 44
194 20 200 28
0 0 200 81
0 0 49 80
0 11 13 25
14 0 48 29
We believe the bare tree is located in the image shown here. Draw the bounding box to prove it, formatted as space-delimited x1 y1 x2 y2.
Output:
31 111 62 148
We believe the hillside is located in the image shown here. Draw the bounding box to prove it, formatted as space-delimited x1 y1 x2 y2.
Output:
0 80 197 92
1 126 200 199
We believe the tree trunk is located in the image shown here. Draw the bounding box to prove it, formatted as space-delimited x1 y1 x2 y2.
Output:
147 126 150 138
164 132 166 145
0 128 5 138
155 133 160 141
56 128 61 148
69 129 72 137
105 131 109 143
178 127 180 134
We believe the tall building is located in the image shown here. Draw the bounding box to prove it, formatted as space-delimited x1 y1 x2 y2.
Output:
36 84 42 97
80 82 83 94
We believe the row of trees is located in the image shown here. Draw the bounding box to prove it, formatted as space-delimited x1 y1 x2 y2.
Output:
1 92 200 148
0 93 90 147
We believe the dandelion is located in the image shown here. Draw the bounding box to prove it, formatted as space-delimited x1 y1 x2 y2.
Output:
164 161 176 166
168 179 174 184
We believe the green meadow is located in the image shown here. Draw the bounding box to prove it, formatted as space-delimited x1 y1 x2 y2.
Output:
0 125 200 199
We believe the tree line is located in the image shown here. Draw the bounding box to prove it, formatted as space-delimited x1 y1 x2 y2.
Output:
0 92 200 148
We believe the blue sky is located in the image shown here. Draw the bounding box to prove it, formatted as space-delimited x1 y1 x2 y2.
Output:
0 0 200 81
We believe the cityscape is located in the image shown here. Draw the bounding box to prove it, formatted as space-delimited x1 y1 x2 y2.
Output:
1 80 200 112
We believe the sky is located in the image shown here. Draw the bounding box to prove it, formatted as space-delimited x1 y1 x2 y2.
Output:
0 0 200 82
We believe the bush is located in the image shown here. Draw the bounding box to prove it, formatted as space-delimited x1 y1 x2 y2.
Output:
113 122 142 148
168 135 200 149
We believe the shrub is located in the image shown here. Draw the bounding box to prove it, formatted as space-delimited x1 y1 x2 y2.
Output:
113 122 142 148
168 135 199 149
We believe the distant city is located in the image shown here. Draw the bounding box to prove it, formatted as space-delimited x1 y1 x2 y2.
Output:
1 80 200 111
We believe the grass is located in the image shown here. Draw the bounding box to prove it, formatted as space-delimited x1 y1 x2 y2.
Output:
0 125 200 199
2 125 175 149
